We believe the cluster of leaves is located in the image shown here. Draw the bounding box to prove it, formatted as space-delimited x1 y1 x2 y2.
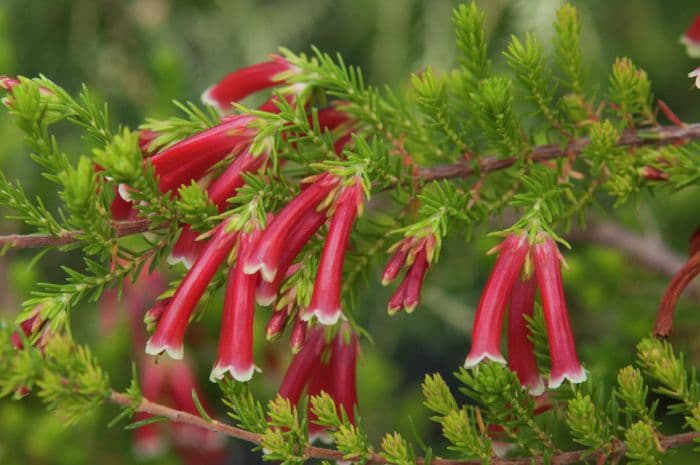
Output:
0 325 110 426
407 336 700 465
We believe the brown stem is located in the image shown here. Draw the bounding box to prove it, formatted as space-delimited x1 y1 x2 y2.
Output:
109 390 699 465
654 251 700 337
0 218 152 249
415 123 700 182
2 123 700 250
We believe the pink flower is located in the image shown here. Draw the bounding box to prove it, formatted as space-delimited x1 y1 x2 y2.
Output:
289 314 309 353
465 233 529 367
277 327 326 404
151 116 256 194
211 226 261 382
169 148 269 267
255 207 328 306
532 234 586 388
305 180 363 325
265 306 290 341
201 55 299 113
330 324 358 425
384 236 434 314
146 219 239 360
276 325 360 443
307 354 334 443
245 173 339 282
681 15 700 58
507 275 545 395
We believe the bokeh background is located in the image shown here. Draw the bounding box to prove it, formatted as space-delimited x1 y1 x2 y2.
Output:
1 0 700 463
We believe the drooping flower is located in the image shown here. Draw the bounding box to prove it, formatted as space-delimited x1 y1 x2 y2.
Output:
277 327 327 404
276 325 360 443
507 274 545 395
146 218 239 360
384 235 435 314
146 115 257 193
211 225 261 382
201 55 300 113
329 324 358 425
305 179 364 325
532 234 586 388
465 233 530 367
681 15 700 58
255 207 327 306
245 173 340 282
169 147 269 267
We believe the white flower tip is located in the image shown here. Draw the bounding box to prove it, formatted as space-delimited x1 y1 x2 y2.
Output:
308 430 333 445
118 183 133 201
200 86 227 114
527 377 546 396
255 288 276 307
548 367 587 389
464 351 506 368
166 253 193 269
134 436 166 458
243 260 276 282
209 363 255 383
145 339 184 360
491 441 516 458
313 308 341 326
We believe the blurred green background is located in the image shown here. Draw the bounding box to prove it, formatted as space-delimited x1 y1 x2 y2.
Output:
1 0 700 463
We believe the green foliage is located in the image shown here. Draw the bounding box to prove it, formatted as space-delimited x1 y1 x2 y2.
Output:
2 1 700 464
0 329 109 426
310 392 372 462
566 392 612 450
608 57 654 126
380 432 415 465
553 4 584 95
624 421 662 465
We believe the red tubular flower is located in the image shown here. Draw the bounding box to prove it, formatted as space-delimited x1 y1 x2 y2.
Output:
169 149 269 267
145 115 256 182
306 180 363 325
532 234 586 388
465 233 529 368
211 227 261 382
387 247 430 314
681 15 700 58
265 307 290 341
146 219 239 360
245 173 339 282
168 360 224 451
330 324 358 425
277 327 326 404
201 55 298 113
507 275 545 395
307 355 334 443
255 207 328 306
289 314 308 353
